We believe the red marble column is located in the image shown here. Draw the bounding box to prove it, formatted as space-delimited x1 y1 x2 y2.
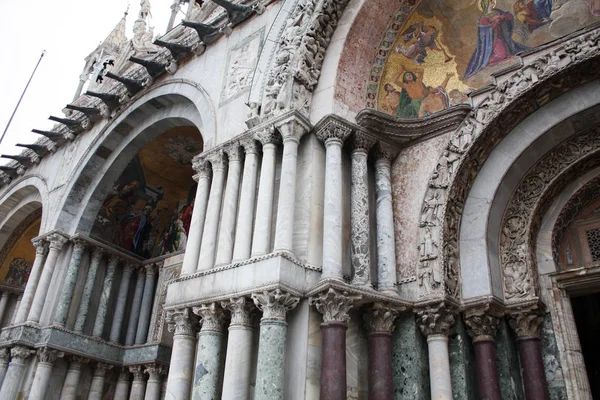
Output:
517 337 550 400
320 323 348 400
473 340 502 400
368 332 394 400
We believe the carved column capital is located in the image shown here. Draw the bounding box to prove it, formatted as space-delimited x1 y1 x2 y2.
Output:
240 138 260 155
364 303 400 334
93 362 113 377
373 143 397 164
192 158 211 181
47 233 68 251
135 266 146 278
90 246 105 262
254 126 281 146
122 263 136 274
67 356 89 370
508 309 545 339
144 263 158 276
129 365 147 382
10 346 35 362
32 239 49 255
464 312 501 342
0 348 9 364
72 237 88 252
193 303 227 333
309 288 361 324
221 297 254 328
316 120 352 146
252 289 300 322
350 133 377 154
225 143 243 163
275 116 310 144
107 255 121 268
166 308 198 337
37 347 64 364
417 304 456 337
118 367 131 381
208 150 228 172
145 363 168 380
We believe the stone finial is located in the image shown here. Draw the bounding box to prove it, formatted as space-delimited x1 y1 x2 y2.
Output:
145 363 168 380
464 313 501 342
254 126 281 145
10 346 35 362
221 297 254 328
417 304 456 337
37 347 64 364
309 288 361 324
350 132 377 153
251 289 300 322
32 239 49 256
129 365 147 381
364 303 400 334
508 309 545 339
0 348 9 364
166 308 198 337
192 303 227 333
316 119 353 145
47 233 68 251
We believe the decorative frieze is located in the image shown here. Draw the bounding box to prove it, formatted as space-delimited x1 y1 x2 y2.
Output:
417 304 456 337
309 288 361 324
193 303 226 333
252 289 300 322
364 303 400 334
166 308 198 337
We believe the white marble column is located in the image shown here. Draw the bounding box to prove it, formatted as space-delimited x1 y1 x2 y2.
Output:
0 348 9 388
252 289 300 400
350 135 376 287
418 307 455 400
197 151 227 271
14 239 48 324
126 268 146 345
251 128 280 257
92 256 119 338
0 346 35 399
29 348 64 399
144 364 167 400
232 139 260 262
27 233 68 324
0 291 11 325
181 160 211 275
54 238 88 327
374 147 398 294
273 118 309 254
11 295 21 324
110 263 135 343
60 356 88 400
165 308 197 400
221 297 254 400
129 365 148 400
215 144 243 266
114 368 131 400
136 263 158 344
317 122 352 281
74 247 104 333
87 362 111 400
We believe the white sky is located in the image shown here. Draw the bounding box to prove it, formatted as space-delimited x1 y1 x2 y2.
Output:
0 0 180 165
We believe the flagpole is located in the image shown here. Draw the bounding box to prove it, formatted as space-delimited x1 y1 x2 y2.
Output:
0 50 46 146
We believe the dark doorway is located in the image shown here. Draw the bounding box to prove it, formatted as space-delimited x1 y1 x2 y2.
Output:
571 292 600 399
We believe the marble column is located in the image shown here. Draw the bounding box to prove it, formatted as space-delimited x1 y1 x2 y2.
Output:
465 312 502 400
145 364 167 400
317 123 352 281
126 268 146 345
136 263 158 344
92 256 119 338
221 297 255 400
29 347 64 399
418 305 456 400
252 289 300 400
374 146 398 294
74 247 104 332
60 356 88 400
54 238 87 326
14 239 48 324
191 303 226 400
364 303 399 400
0 346 35 399
27 233 68 324
165 308 198 400
350 134 376 287
232 139 260 262
251 128 280 257
0 348 9 388
215 144 243 266
182 160 212 275
197 151 227 271
114 368 131 400
110 263 135 343
11 295 22 324
509 310 550 400
0 291 11 324
88 362 111 400
130 365 148 400
310 288 360 400
273 118 309 254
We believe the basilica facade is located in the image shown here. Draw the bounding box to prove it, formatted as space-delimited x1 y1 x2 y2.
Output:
0 0 599 399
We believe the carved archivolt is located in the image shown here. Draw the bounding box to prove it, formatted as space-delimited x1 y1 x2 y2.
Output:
415 27 600 301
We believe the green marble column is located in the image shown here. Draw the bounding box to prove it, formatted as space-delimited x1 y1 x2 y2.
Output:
54 238 87 327
448 317 477 400
392 313 429 400
540 314 568 400
495 318 524 400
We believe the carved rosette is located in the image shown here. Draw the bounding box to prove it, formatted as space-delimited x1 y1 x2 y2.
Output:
508 310 545 339
309 288 361 325
464 313 501 342
417 305 456 337
94 362 112 377
10 346 35 362
166 308 198 337
37 347 64 365
221 297 254 328
193 303 226 333
364 303 400 334
32 239 49 256
129 365 147 382
0 348 9 364
254 126 281 146
316 120 352 146
251 289 300 322
47 233 68 251
145 364 168 380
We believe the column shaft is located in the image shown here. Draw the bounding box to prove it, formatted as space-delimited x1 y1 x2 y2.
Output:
54 239 87 326
321 138 344 280
92 257 119 337
130 371 147 400
0 292 10 324
368 333 393 400
215 146 243 266
109 264 134 342
255 321 287 400
320 323 347 400
126 269 146 345
192 304 225 400
474 340 502 400
518 338 550 400
197 156 227 271
427 335 453 400
181 166 211 275
251 142 277 257
0 348 8 388
74 248 104 332
374 157 397 292
144 365 166 400
114 372 131 400
0 347 33 399
87 364 109 400
136 265 157 344
232 142 259 262
14 240 47 324
350 146 372 286
165 310 197 400
273 138 299 253
60 361 84 400
30 362 55 399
